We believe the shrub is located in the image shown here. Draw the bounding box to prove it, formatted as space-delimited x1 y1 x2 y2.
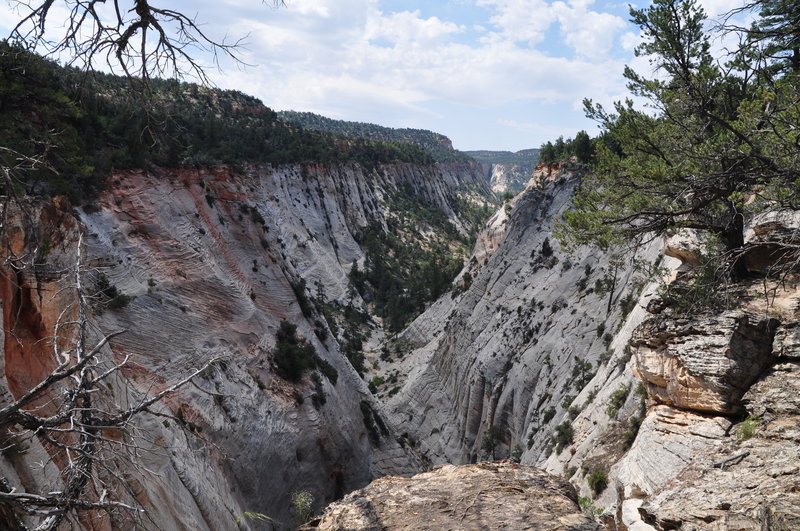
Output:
737 415 759 441
571 359 594 391
108 293 135 309
623 415 643 449
314 355 338 385
554 421 573 453
541 237 553 257
561 394 575 409
587 469 608 495
291 490 315 525
595 321 606 338
290 279 314 318
310 372 326 409
481 425 502 460
360 401 387 445
95 272 134 309
607 384 631 418
511 444 523 463
578 496 602 516
273 320 316 382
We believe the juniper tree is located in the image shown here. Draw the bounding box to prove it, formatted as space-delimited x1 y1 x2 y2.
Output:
562 0 799 280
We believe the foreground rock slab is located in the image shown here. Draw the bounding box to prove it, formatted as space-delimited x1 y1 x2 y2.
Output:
306 461 600 530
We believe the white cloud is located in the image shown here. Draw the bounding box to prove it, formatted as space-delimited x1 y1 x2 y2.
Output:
476 0 559 45
285 0 332 17
474 0 627 60
200 0 638 135
365 10 464 47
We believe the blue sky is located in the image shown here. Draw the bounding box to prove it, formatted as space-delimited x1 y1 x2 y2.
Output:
2 0 748 151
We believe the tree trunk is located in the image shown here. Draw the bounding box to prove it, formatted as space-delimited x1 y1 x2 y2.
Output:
721 213 748 281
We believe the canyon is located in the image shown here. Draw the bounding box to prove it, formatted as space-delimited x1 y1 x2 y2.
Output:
1 155 798 530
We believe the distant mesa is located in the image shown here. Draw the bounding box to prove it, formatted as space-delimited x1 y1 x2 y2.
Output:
463 149 540 166
277 110 473 163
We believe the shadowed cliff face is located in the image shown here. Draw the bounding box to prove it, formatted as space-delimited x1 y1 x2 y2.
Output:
0 160 488 528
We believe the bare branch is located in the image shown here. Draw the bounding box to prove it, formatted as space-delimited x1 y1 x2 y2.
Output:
9 1 287 84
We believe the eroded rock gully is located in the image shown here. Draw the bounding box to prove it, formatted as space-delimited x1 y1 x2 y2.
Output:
384 166 660 467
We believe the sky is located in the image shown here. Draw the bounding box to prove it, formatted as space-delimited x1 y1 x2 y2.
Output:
2 0 751 152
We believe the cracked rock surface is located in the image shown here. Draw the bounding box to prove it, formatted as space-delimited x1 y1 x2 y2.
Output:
306 461 601 531
630 312 779 415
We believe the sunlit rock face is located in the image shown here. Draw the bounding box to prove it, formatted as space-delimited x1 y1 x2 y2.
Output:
487 163 532 194
587 275 800 531
383 166 655 467
635 359 800 531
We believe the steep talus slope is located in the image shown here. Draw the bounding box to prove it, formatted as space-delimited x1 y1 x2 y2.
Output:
382 165 657 465
1 159 489 528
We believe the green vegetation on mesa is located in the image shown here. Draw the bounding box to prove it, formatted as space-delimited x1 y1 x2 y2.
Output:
538 131 594 165
1 41 494 339
464 149 540 166
278 110 474 163
557 0 800 286
0 42 434 203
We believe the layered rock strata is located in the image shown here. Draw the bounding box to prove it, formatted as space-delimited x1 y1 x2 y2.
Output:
630 312 779 415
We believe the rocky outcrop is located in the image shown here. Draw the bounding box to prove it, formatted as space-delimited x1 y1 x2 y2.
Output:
630 312 780 415
592 275 800 530
613 405 732 498
487 163 533 194
637 360 800 530
306 462 600 531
